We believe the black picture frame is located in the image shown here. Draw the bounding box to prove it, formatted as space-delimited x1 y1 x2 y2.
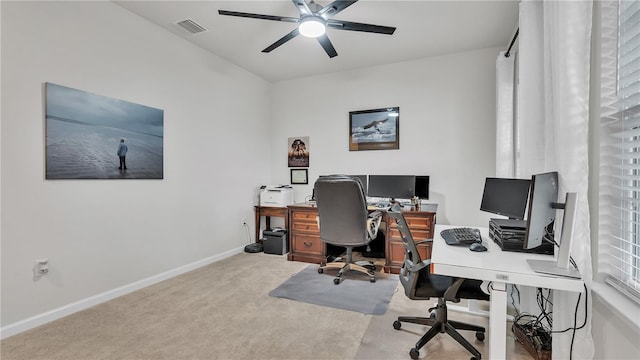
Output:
349 107 399 151
290 169 308 185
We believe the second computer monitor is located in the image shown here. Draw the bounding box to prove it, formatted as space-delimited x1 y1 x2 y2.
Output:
480 177 531 220
368 175 415 200
524 172 559 249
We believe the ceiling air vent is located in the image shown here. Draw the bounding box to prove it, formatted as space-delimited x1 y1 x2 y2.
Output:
176 19 208 34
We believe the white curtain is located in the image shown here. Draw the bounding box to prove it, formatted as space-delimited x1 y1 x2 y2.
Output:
541 2 594 358
497 0 595 359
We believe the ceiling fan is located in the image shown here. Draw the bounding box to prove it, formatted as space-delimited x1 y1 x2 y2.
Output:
218 0 396 58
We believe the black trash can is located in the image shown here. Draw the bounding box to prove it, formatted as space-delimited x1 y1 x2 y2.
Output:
263 229 288 255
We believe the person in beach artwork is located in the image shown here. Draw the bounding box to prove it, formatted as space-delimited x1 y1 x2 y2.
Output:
117 138 128 170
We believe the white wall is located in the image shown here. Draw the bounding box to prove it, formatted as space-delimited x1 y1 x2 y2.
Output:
1 1 271 329
270 48 500 226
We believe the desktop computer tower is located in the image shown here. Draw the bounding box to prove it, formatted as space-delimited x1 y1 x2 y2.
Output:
489 219 554 255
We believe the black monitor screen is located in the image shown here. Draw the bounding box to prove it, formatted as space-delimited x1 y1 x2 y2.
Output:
368 175 415 199
480 177 531 220
524 172 559 249
415 176 430 200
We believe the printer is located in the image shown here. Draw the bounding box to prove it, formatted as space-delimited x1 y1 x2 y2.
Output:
259 185 295 207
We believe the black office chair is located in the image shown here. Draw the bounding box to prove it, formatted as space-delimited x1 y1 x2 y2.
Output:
387 206 489 360
314 175 383 284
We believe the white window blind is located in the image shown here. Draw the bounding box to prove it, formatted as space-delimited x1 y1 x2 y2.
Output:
599 0 640 304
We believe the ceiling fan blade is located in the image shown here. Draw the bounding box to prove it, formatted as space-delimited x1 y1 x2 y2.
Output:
317 34 338 58
218 10 299 23
262 28 300 53
318 0 358 19
291 0 312 16
327 19 396 35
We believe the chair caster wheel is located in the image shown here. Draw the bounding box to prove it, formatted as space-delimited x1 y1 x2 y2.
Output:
333 278 340 285
429 312 436 320
393 321 401 330
318 268 323 274
370 277 376 283
409 348 419 359
475 332 485 341
470 357 480 360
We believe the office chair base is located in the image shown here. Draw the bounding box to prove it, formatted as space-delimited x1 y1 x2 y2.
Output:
318 261 376 284
393 303 485 360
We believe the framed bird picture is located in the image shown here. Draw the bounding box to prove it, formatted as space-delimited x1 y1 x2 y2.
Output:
349 107 399 151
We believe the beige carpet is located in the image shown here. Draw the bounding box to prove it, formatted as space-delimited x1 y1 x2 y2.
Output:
1 252 532 360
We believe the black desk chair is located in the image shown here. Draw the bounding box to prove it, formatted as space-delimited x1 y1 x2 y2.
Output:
314 175 382 284
387 206 489 360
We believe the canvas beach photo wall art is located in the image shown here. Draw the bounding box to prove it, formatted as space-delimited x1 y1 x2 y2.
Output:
45 83 164 179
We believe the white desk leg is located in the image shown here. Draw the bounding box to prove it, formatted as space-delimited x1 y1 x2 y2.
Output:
489 281 507 360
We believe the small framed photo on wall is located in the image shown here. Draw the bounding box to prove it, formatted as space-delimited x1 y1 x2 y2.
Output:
288 136 310 167
290 169 308 185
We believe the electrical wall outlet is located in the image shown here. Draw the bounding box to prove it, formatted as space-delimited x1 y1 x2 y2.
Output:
35 258 49 275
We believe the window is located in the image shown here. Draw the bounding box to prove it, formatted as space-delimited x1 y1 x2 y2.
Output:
599 0 640 304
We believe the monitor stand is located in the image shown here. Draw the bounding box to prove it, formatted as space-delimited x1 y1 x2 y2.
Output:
527 192 581 279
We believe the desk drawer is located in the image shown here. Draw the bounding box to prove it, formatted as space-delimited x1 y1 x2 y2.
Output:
291 221 319 233
292 211 318 222
389 228 431 241
387 215 433 229
388 241 432 266
291 233 323 255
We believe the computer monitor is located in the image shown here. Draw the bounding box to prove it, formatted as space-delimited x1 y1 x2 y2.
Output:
414 176 430 200
527 191 580 278
524 172 559 250
367 175 415 200
480 177 531 220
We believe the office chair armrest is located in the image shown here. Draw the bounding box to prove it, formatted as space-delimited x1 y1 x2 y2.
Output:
367 211 383 239
443 278 465 302
414 239 433 246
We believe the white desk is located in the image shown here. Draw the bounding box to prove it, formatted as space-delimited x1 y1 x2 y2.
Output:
431 225 584 360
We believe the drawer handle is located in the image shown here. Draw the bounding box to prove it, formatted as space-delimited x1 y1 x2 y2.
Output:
303 241 313 247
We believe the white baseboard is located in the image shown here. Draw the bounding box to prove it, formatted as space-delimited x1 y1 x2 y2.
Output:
1 246 245 339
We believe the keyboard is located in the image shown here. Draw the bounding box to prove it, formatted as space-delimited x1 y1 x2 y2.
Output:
441 227 482 246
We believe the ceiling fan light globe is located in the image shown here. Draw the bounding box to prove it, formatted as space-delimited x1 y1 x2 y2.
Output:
299 18 326 38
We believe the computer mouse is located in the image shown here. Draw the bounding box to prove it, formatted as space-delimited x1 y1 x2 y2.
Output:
469 242 487 252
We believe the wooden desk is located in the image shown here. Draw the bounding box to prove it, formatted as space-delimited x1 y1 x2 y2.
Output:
432 224 583 359
287 203 437 273
385 204 437 273
254 206 289 242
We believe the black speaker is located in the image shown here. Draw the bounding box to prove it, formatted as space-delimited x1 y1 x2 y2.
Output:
415 176 430 200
